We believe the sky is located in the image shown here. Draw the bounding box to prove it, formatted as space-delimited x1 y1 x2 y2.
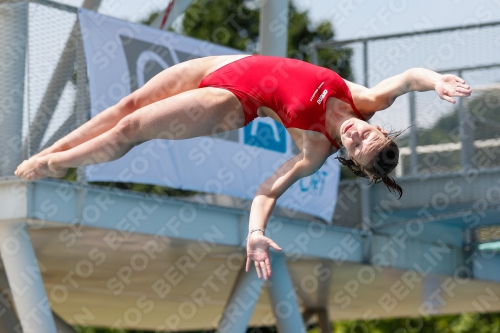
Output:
297 0 500 40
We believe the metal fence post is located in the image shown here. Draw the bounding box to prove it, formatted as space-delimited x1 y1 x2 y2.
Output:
309 44 318 65
75 22 90 185
458 70 474 170
268 253 306 333
260 0 288 57
217 266 264 333
462 228 474 279
362 40 369 87
0 222 57 333
409 92 418 175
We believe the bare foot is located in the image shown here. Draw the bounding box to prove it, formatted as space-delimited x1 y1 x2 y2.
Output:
15 155 68 181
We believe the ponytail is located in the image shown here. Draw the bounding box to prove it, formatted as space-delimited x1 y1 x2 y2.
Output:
380 174 403 199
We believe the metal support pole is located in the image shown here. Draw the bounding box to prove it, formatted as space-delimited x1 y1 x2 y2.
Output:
0 268 76 333
362 40 369 87
53 312 79 333
458 70 474 170
260 0 289 57
217 266 264 333
309 44 318 65
409 92 418 175
301 308 314 324
462 228 474 279
359 179 372 263
0 2 28 175
317 308 331 333
302 308 330 332
360 179 371 233
268 253 306 333
75 25 90 185
0 222 57 333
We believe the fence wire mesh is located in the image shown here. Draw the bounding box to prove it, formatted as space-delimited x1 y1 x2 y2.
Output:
0 2 28 175
23 2 84 159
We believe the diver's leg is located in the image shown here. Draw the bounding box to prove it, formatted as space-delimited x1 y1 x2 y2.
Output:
16 87 245 180
33 57 214 157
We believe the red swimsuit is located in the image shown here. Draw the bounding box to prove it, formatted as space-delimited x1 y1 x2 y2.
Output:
199 55 365 149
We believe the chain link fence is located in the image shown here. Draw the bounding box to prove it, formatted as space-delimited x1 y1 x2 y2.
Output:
0 0 87 170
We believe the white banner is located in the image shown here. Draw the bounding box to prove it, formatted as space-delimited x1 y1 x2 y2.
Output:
78 9 340 221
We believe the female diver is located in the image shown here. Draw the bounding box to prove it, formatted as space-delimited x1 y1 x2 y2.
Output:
14 54 471 280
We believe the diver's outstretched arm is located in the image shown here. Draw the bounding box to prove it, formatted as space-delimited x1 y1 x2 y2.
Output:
246 139 330 280
363 68 472 111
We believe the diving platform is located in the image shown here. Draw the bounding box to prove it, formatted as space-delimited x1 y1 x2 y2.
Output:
0 174 499 331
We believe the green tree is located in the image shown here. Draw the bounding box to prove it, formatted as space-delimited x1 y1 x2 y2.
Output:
326 313 500 333
181 0 259 53
178 0 352 79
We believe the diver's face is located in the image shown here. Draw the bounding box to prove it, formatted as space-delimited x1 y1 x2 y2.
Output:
340 118 388 166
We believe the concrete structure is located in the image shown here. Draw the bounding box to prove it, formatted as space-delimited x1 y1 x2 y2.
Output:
0 175 499 331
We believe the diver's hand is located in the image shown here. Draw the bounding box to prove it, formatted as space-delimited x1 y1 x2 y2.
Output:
245 233 282 280
435 74 471 104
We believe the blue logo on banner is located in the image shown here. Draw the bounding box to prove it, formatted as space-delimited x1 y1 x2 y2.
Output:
299 170 327 195
244 118 286 153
